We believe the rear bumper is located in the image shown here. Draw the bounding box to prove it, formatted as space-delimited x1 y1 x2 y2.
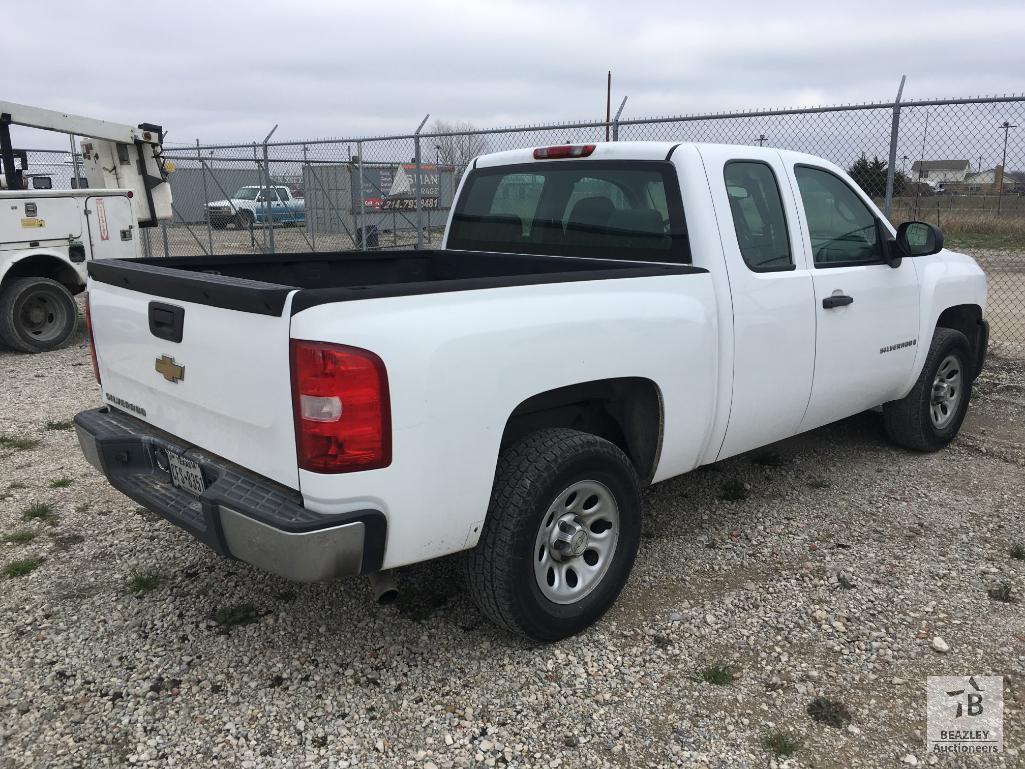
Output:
73 407 386 581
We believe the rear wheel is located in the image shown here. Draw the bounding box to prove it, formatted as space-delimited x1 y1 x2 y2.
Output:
883 327 972 451
0 277 78 353
232 210 255 230
464 428 641 642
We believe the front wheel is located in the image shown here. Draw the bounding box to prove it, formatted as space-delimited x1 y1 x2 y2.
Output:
464 428 641 642
0 277 78 353
883 327 973 452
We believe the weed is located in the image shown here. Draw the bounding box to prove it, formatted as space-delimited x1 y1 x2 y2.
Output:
807 477 832 489
807 697 852 728
21 502 56 523
50 477 74 489
718 480 749 502
4 557 42 578
695 662 735 686
0 435 40 451
212 603 260 628
44 420 74 431
762 731 802 757
8 481 26 490
1010 543 1025 561
4 530 36 545
988 583 1014 603
127 571 161 594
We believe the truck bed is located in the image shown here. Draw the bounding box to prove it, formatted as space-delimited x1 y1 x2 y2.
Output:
87 249 702 316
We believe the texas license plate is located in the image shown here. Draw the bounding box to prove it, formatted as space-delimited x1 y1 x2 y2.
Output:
167 451 206 496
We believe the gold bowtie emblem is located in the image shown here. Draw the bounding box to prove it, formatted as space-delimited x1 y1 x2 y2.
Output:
155 355 185 383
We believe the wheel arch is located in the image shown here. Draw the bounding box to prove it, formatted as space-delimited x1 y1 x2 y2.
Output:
1 252 85 295
935 304 985 378
500 377 664 483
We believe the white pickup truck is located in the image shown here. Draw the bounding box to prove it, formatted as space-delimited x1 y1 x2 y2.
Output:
205 185 305 230
75 142 988 641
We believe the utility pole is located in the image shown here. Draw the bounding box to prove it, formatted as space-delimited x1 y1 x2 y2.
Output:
605 70 612 142
997 120 1017 216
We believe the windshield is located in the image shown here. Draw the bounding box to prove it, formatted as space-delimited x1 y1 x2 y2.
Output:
232 187 261 200
446 160 690 263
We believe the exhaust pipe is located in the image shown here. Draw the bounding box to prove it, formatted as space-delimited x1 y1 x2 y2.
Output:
368 570 399 604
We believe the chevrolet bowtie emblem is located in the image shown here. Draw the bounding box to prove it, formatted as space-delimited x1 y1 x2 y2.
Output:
155 355 185 383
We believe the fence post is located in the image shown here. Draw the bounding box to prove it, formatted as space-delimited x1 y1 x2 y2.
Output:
303 145 316 251
197 139 214 256
884 74 906 220
356 141 366 251
611 96 628 142
261 125 278 254
161 222 170 258
414 114 430 250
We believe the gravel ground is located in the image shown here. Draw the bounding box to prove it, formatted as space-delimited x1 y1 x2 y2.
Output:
1 307 1024 769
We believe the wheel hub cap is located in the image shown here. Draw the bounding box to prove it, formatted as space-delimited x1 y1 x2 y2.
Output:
930 353 963 429
533 479 620 605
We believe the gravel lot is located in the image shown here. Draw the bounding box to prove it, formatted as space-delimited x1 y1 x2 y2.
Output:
2 297 1024 768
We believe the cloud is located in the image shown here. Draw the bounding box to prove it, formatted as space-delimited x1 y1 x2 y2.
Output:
7 0 1024 150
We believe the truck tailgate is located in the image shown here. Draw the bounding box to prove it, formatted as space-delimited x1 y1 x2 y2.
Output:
87 271 299 489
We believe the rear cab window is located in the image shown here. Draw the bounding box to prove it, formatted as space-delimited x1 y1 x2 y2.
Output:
447 161 690 263
723 161 793 272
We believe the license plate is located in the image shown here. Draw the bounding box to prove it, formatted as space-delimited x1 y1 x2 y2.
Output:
167 451 206 496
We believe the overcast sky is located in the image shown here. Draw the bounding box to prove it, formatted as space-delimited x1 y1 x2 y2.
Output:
8 0 1025 150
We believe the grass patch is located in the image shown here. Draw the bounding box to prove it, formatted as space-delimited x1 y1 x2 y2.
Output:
51 533 85 552
21 502 56 523
74 502 92 513
212 603 260 628
718 480 749 502
8 481 26 490
987 583 1015 603
1010 543 1025 561
0 434 40 451
4 557 42 578
44 420 74 431
127 571 161 595
762 731 802 758
694 662 735 686
807 477 832 489
50 476 74 489
4 530 37 545
807 697 852 728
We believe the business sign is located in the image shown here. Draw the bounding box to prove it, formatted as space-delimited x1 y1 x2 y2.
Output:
352 164 442 211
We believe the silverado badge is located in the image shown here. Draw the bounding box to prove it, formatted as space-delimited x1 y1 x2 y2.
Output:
155 355 185 383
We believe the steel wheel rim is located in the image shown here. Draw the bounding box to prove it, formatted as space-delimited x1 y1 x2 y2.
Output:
19 289 69 343
930 353 963 429
533 480 620 605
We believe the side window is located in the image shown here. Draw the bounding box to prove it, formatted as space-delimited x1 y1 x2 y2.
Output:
795 166 882 267
723 162 793 271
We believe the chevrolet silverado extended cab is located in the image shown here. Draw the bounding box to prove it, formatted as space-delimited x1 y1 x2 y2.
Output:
75 142 988 641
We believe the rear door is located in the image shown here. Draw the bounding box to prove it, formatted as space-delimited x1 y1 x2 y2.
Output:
788 164 920 431
88 278 298 488
699 147 817 459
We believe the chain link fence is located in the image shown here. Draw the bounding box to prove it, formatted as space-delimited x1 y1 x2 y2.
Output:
20 94 1025 353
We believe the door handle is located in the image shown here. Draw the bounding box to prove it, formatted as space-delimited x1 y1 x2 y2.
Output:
822 294 854 309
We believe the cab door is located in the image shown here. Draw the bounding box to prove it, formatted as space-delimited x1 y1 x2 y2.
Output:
700 147 817 460
788 164 920 432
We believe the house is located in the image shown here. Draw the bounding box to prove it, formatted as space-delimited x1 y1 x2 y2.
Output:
910 159 970 190
946 166 1024 195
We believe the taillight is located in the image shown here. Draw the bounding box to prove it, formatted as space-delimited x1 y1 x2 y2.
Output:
290 340 391 473
533 144 596 160
85 292 100 385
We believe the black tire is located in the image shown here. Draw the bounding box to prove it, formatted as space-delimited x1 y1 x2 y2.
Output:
883 327 973 452
232 210 254 230
0 277 78 353
464 428 641 642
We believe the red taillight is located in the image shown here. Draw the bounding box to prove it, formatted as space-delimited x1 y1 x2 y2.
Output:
85 292 100 385
290 340 391 473
533 144 596 160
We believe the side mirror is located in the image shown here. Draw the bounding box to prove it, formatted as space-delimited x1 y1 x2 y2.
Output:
896 221 944 257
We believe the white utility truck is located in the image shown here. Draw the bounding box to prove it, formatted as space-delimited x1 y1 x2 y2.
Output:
75 142 988 641
0 101 172 351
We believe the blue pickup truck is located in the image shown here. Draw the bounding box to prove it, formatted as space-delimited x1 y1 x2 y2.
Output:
205 185 305 229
